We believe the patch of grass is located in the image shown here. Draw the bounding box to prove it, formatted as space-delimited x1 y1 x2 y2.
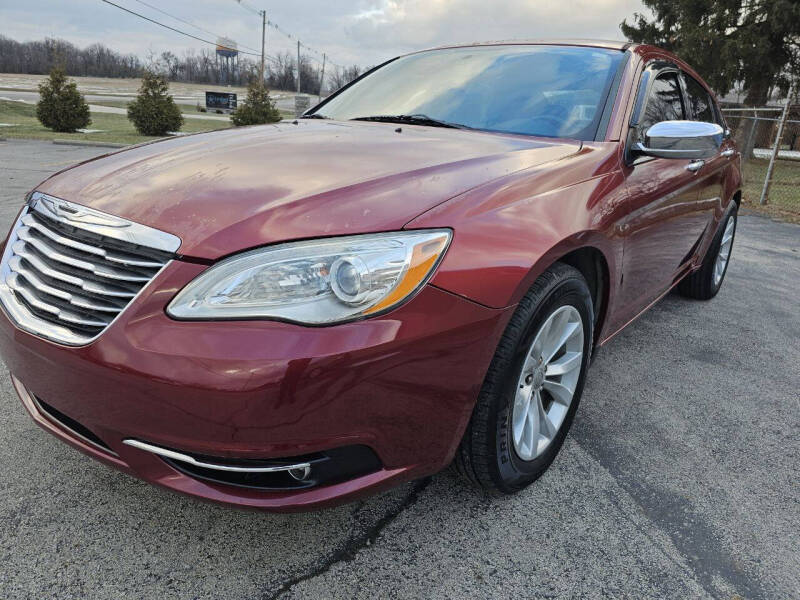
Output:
0 99 231 145
742 158 800 223
93 100 295 119
90 99 204 115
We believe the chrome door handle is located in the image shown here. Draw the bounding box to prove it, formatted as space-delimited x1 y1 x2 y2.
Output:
686 160 705 172
721 149 735 157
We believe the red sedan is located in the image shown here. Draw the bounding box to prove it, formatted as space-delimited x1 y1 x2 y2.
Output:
0 40 740 511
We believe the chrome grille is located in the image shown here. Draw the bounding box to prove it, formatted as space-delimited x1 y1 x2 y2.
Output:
0 192 180 345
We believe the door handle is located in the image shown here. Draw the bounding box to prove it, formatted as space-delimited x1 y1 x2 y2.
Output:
721 149 735 157
686 160 705 172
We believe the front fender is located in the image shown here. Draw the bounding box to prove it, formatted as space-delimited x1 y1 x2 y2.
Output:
406 157 628 311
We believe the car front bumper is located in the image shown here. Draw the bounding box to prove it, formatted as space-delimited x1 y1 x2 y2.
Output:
0 259 510 511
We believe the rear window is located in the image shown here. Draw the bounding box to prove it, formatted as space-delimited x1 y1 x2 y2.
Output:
684 74 716 123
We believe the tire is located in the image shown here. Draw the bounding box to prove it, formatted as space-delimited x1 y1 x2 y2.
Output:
453 262 593 494
678 205 738 300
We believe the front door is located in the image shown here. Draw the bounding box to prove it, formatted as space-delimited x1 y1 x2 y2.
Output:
618 68 711 324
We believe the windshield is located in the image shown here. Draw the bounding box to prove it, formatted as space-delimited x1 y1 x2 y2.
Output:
311 45 625 140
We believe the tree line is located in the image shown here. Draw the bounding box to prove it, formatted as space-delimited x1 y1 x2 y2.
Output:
0 35 364 94
0 36 142 78
261 51 364 95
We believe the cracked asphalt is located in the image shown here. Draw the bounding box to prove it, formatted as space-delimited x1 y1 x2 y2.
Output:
0 139 798 599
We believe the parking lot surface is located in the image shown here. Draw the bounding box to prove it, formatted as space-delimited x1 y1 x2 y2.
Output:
0 139 798 599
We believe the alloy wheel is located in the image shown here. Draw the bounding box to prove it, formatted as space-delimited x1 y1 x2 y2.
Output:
511 305 584 461
714 214 736 287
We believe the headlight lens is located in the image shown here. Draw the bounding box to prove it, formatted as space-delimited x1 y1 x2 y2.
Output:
167 229 451 324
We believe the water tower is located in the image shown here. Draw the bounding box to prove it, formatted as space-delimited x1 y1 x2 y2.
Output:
216 37 239 84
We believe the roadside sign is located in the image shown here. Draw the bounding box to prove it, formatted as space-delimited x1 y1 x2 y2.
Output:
205 92 237 112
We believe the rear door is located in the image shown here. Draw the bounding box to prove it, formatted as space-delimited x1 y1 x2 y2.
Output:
681 72 735 254
618 65 710 323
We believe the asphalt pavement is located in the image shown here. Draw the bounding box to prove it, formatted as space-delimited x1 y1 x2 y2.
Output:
0 139 798 599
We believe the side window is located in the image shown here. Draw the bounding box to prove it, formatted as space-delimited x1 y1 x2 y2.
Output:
684 74 715 123
638 72 685 140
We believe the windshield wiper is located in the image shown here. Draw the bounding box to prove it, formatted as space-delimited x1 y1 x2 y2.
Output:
301 113 328 119
350 114 471 130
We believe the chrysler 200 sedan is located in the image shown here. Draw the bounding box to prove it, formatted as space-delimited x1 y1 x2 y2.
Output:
0 40 740 511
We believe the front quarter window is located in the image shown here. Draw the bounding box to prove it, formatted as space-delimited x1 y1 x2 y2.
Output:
311 45 625 140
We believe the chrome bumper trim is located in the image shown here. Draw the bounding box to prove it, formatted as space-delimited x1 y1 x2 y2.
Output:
122 439 312 474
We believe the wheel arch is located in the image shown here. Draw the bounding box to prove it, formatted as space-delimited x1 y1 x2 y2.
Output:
486 230 618 348
557 246 610 345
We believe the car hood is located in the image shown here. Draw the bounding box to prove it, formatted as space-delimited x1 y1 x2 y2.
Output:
36 120 580 259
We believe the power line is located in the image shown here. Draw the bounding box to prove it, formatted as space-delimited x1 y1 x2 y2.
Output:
101 0 347 76
231 0 262 17
100 0 288 68
129 0 261 55
99 0 265 57
230 0 345 69
265 20 344 68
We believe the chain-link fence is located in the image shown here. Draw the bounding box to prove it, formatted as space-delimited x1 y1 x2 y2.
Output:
722 103 800 222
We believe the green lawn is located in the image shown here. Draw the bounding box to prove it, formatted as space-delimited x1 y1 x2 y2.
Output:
89 99 208 115
0 100 232 145
90 100 296 119
742 158 800 222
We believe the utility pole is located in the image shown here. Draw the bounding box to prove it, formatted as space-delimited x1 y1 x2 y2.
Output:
259 10 266 85
261 10 267 86
318 53 326 102
296 40 301 94
760 81 796 205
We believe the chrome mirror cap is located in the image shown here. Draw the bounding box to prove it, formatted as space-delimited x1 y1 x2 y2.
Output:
636 120 724 160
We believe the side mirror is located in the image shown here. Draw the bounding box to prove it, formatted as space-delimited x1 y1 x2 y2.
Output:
635 120 724 160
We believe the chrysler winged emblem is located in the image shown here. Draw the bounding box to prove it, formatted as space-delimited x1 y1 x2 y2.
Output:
37 194 131 228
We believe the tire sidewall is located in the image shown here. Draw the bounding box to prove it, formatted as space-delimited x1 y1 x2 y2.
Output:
710 206 738 295
492 274 593 491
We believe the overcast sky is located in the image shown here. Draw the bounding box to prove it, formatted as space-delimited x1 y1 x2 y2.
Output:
1 0 648 70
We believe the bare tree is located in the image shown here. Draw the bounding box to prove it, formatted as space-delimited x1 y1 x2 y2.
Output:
328 65 364 93
0 35 142 77
265 51 321 93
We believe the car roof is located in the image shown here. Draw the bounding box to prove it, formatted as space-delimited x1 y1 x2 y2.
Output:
417 39 634 53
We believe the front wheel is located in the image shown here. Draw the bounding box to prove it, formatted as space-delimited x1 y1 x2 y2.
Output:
678 206 737 300
453 263 593 493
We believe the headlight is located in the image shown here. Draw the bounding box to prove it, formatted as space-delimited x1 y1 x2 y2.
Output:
167 229 451 324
